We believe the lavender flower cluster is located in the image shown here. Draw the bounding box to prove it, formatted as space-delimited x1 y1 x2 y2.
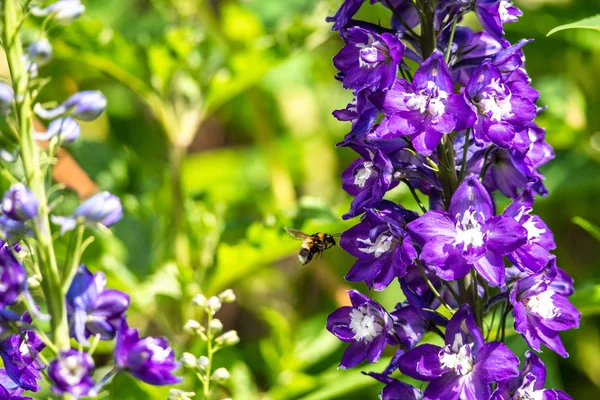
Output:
326 1 580 399
0 1 180 398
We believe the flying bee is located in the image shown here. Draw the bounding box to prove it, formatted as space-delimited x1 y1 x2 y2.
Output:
285 227 338 265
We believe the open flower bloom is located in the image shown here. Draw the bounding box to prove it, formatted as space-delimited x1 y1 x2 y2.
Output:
510 259 581 358
399 305 519 400
326 291 393 369
407 175 527 286
114 321 181 385
370 51 473 156
341 201 417 289
48 350 94 398
491 351 572 400
66 265 130 345
334 26 405 92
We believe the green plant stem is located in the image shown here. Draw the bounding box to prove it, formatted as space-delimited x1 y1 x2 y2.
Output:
458 128 471 183
61 223 85 293
416 259 452 312
202 312 215 399
445 16 458 64
401 179 427 213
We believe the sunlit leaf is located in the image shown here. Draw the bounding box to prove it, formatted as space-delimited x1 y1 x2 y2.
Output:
573 217 600 242
547 15 600 36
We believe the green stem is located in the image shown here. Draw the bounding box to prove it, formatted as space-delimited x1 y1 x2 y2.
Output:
401 179 427 213
416 259 452 312
445 16 458 64
62 223 85 293
202 312 214 399
458 128 471 183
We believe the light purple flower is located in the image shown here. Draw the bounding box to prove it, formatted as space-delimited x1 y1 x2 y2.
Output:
326 291 393 369
0 369 30 400
407 175 527 286
34 90 106 122
27 38 53 67
66 265 130 345
491 351 572 400
48 350 94 398
114 321 181 385
398 305 519 400
2 184 38 222
510 260 581 358
29 0 85 24
52 191 123 234
34 117 80 146
370 51 473 156
334 27 404 92
341 201 417 289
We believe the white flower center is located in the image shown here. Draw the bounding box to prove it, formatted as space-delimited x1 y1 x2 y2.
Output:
60 355 86 386
145 339 171 363
349 306 383 343
356 34 387 69
522 217 545 242
499 1 518 23
479 79 513 122
526 291 558 319
357 233 394 257
406 82 448 118
354 161 374 188
19 340 31 357
453 209 485 251
515 381 544 400
439 334 474 376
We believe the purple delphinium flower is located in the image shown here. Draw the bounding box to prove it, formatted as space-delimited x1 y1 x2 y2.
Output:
463 60 537 149
407 175 527 286
0 242 27 308
0 313 45 392
363 372 422 400
491 351 572 400
399 305 519 400
510 260 581 358
2 184 38 222
0 369 30 399
334 27 404 92
326 0 364 31
51 191 123 234
34 90 106 121
34 117 81 146
370 51 473 156
335 91 380 145
114 321 181 385
48 349 94 398
326 290 393 369
66 265 130 345
475 0 522 46
341 201 417 289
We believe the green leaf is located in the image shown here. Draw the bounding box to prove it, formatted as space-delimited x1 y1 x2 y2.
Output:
547 15 600 36
572 217 600 242
571 285 600 316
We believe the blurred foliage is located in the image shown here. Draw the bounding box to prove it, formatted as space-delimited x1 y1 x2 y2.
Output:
8 0 600 398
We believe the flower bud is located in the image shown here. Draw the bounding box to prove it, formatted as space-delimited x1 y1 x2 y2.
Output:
183 319 203 334
218 289 236 303
37 117 80 146
211 367 230 382
34 90 107 122
168 389 196 400
215 330 239 346
192 294 207 308
180 352 197 368
208 318 223 334
197 356 209 371
0 82 14 116
28 38 53 67
30 0 85 24
207 296 221 314
2 184 39 222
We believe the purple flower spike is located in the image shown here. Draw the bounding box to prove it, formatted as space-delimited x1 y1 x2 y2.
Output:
326 290 393 369
334 27 405 92
341 201 418 290
407 175 527 286
491 351 572 400
34 90 106 122
52 191 123 234
370 51 473 156
0 242 27 308
2 184 39 222
66 265 130 345
114 321 181 385
510 260 581 358
399 305 519 400
49 350 94 398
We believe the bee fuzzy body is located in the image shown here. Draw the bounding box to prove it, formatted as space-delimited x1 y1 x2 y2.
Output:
285 227 336 265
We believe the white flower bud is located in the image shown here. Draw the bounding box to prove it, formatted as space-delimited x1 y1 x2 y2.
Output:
180 352 197 368
197 356 209 371
215 330 240 346
183 319 204 334
192 294 207 307
168 389 196 400
211 367 230 382
207 296 221 313
218 289 236 303
208 318 223 334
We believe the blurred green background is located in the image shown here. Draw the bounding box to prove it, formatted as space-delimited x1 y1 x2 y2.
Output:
20 0 600 398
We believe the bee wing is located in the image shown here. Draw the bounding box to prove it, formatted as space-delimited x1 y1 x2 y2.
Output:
284 227 309 240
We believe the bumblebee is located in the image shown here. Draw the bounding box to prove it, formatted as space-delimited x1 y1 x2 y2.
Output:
285 227 337 265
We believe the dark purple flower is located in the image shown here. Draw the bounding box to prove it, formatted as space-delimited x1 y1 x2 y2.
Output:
363 372 422 400
34 90 106 122
407 175 527 286
2 185 38 222
0 217 32 241
52 191 123 234
335 91 380 146
370 51 473 156
0 313 45 392
0 369 30 399
399 305 519 400
0 242 27 308
510 260 580 358
334 27 404 92
342 151 397 219
66 265 130 345
114 321 181 385
491 351 572 400
341 201 417 289
326 291 393 369
48 349 94 398
326 0 363 31
463 60 537 149
475 0 522 46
